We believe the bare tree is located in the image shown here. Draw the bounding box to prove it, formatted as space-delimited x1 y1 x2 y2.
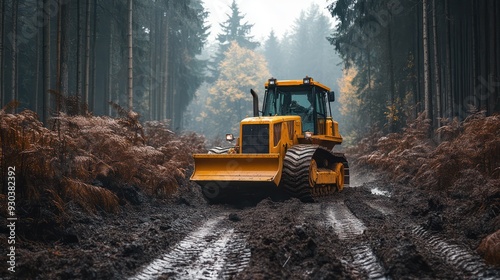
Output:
76 0 82 114
107 7 114 116
388 24 396 132
56 0 62 113
43 0 51 122
0 0 4 105
148 3 157 120
60 0 69 102
162 15 170 120
444 0 453 118
83 0 91 114
487 0 497 115
127 0 133 111
432 0 441 128
91 0 97 112
11 0 19 105
422 0 432 125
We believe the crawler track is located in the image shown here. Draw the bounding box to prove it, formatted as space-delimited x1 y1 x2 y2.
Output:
280 145 317 202
281 145 348 202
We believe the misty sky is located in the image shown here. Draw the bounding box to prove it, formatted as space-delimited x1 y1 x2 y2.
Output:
204 0 333 42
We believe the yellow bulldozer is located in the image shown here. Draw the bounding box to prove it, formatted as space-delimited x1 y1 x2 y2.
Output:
191 76 349 203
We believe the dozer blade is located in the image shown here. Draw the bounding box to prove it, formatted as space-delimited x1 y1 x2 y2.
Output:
190 153 282 188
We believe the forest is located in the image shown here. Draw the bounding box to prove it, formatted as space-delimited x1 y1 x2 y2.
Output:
0 0 498 139
0 0 208 130
329 0 500 142
1 0 500 275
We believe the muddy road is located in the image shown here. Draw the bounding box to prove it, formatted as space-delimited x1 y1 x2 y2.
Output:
7 169 500 279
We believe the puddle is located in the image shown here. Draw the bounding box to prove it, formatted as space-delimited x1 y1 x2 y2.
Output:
370 188 391 197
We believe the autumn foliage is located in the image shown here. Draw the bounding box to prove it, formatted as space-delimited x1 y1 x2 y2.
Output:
478 229 500 265
0 109 205 226
350 112 500 188
193 42 270 139
349 111 500 265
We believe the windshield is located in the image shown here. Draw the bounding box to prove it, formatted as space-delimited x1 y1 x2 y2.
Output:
263 87 326 133
263 88 325 116
263 88 309 116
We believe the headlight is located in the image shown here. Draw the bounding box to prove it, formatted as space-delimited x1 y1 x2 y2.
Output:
304 131 312 139
268 78 277 87
226 134 235 142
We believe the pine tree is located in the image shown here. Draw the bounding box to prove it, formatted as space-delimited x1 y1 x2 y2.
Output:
263 30 282 77
208 0 258 82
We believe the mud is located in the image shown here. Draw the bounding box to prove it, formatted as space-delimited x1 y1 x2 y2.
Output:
1 167 500 279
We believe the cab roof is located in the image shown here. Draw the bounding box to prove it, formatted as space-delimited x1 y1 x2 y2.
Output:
264 77 331 92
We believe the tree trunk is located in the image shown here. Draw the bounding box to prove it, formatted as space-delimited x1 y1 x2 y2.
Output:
127 0 133 111
43 0 51 122
162 15 169 120
61 0 69 103
11 0 19 106
171 54 177 128
35 28 40 112
415 3 422 115
366 47 372 125
149 3 156 120
107 0 114 116
422 0 433 126
56 0 62 113
155 10 162 120
478 0 487 115
497 0 500 113
83 0 91 114
0 0 4 105
75 0 82 115
91 0 97 113
387 24 395 132
432 0 441 128
367 47 371 91
444 0 453 118
487 0 497 115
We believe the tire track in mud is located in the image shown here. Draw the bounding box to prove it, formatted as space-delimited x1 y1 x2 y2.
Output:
411 226 493 278
362 198 495 278
350 244 386 279
327 201 367 239
129 216 250 280
323 202 387 279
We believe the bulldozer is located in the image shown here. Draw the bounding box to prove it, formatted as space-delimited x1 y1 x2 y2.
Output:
190 76 349 203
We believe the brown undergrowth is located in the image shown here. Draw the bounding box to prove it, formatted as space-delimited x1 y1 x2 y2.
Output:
348 111 500 265
0 108 206 238
350 112 500 187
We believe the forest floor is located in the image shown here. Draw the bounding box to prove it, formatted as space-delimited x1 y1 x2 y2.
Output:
1 166 499 279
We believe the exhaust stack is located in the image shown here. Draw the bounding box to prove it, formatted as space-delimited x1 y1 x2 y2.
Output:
250 89 259 117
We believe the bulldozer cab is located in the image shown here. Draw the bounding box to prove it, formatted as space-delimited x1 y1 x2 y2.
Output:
263 77 329 134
